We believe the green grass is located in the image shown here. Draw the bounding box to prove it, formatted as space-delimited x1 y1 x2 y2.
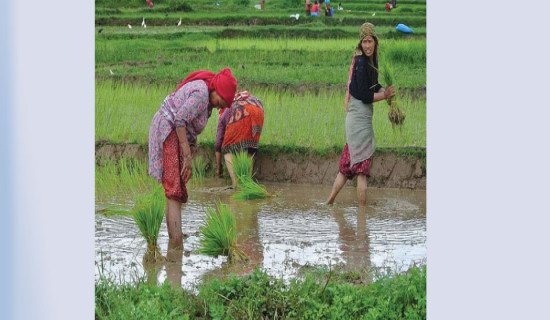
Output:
191 155 207 186
96 36 425 88
197 202 248 263
95 157 158 205
231 151 269 200
96 81 426 153
132 186 166 263
96 25 427 39
95 0 427 28
95 265 426 319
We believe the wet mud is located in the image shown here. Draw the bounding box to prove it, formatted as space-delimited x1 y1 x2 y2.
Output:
95 181 426 290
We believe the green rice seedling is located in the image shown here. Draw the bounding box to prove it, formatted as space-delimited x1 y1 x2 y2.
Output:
132 186 166 264
95 157 158 206
96 82 425 150
232 150 252 181
231 151 269 200
380 61 406 127
233 175 270 200
191 155 206 186
197 202 248 263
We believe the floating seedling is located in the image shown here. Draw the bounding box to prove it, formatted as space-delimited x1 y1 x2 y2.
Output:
380 62 406 127
197 202 248 263
232 151 269 200
132 186 166 264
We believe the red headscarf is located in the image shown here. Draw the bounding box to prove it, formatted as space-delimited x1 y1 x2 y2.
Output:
175 68 237 108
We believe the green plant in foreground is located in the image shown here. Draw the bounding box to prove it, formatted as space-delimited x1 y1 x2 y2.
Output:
95 265 426 319
197 202 248 263
132 186 166 264
380 61 406 128
231 151 269 200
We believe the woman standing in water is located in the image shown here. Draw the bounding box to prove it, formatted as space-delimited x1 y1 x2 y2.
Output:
148 68 237 248
326 22 395 206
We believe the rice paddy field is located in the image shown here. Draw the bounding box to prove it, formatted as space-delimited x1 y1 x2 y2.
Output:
96 0 426 152
95 0 427 317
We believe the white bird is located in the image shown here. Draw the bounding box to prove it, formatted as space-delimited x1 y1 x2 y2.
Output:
177 18 182 27
143 23 147 28
128 24 132 29
372 12 376 16
290 13 300 20
109 69 115 75
141 17 145 27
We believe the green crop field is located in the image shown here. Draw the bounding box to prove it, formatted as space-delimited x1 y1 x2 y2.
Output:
95 0 426 150
95 1 427 316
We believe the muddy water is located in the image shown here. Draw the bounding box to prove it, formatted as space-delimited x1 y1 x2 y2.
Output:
95 181 425 291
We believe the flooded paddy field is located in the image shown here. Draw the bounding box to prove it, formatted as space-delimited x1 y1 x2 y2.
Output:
95 181 425 291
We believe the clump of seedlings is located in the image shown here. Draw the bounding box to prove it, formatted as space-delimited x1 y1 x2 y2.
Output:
197 202 248 263
231 151 269 200
191 155 206 186
380 62 406 127
132 186 166 264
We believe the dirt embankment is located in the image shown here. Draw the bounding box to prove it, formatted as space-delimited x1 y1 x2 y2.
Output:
96 143 426 190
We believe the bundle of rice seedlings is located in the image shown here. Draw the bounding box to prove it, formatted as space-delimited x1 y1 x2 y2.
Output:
380 62 406 127
197 202 248 263
231 151 269 200
132 186 166 264
191 155 206 186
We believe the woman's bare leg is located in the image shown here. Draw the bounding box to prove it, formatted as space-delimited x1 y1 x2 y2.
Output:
166 198 183 249
326 172 348 204
224 153 237 187
356 174 368 207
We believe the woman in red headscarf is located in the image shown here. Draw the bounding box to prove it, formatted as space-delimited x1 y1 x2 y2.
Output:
148 68 237 247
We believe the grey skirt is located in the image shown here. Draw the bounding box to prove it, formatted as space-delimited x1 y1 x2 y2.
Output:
345 96 376 166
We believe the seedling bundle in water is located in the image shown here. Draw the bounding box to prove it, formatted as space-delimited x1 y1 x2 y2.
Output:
191 155 206 186
132 186 166 264
232 151 269 200
380 62 406 127
197 202 248 263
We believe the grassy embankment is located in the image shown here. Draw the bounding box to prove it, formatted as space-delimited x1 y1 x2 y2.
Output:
96 265 426 319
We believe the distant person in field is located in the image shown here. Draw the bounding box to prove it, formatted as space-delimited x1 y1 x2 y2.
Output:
215 91 265 187
326 22 395 207
148 68 237 247
325 0 332 17
311 1 319 16
338 2 343 10
305 0 311 16
261 0 265 10
385 2 392 11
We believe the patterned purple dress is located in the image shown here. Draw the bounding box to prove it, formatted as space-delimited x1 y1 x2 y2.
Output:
148 80 211 183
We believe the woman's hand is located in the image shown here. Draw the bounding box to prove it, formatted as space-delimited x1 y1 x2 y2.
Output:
190 144 198 158
384 85 395 99
181 155 193 183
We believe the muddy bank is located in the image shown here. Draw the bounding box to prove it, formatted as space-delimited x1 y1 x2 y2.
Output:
95 142 426 189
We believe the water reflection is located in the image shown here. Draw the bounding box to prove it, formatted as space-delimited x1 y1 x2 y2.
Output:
164 243 184 287
95 182 426 289
330 207 370 270
228 198 264 274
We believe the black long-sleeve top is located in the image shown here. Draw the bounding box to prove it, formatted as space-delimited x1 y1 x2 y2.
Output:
348 55 382 104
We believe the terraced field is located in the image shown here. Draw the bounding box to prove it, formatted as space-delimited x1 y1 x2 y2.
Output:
96 0 426 151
